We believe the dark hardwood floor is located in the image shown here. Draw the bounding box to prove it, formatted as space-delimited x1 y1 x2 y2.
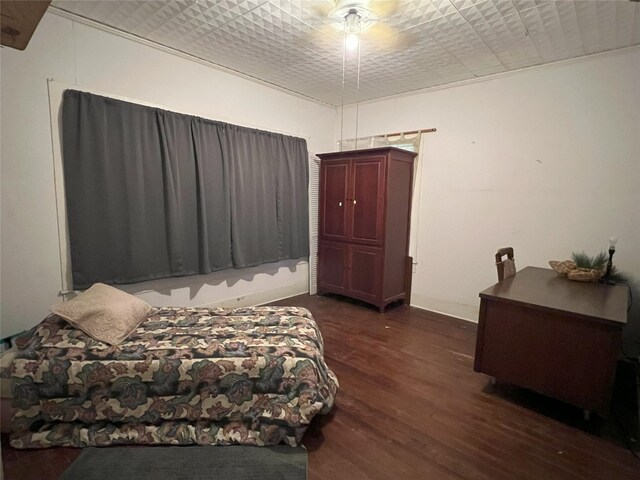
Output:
2 294 639 479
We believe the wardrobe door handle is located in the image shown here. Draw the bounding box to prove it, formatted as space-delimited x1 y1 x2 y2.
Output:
353 199 357 205
338 201 343 207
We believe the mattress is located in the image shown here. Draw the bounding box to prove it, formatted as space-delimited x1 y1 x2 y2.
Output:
10 306 338 448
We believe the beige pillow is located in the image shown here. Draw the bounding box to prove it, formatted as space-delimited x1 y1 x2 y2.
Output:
51 283 153 345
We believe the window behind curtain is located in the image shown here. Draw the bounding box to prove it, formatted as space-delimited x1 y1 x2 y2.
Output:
62 90 309 289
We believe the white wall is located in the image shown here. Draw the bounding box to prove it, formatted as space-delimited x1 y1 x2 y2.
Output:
0 12 336 337
2 11 638 340
341 47 640 321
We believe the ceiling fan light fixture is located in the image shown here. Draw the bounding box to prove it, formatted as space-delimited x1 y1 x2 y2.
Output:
344 8 361 34
345 32 359 50
344 8 361 50
329 1 377 33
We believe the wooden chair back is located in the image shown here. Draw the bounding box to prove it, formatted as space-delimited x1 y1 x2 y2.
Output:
495 247 516 281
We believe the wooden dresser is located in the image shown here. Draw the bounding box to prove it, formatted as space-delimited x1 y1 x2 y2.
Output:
316 147 416 312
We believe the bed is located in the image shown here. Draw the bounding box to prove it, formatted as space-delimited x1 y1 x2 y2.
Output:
9 305 338 448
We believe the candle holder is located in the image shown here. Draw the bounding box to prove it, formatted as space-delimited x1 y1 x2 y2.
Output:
605 248 615 277
602 237 618 284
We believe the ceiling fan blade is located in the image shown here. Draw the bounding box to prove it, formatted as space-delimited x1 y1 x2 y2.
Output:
364 23 413 51
309 24 345 50
310 0 341 18
370 0 403 17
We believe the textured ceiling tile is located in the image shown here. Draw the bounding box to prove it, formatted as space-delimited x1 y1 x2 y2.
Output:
451 0 484 10
182 2 235 26
438 70 475 85
217 0 270 17
54 0 123 20
457 0 518 29
575 0 603 54
632 0 640 43
429 0 459 18
386 0 457 31
519 3 570 62
128 2 188 38
98 3 149 37
51 0 640 106
470 64 507 77
611 1 638 48
470 7 542 69
175 26 218 50
101 2 146 27
269 0 335 28
512 0 555 13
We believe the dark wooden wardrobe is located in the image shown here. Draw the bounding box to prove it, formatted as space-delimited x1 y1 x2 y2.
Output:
317 147 417 312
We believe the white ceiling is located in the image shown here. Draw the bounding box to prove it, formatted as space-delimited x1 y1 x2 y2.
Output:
51 0 640 106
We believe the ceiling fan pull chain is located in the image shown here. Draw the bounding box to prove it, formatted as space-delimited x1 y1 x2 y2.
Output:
356 15 361 91
339 17 347 151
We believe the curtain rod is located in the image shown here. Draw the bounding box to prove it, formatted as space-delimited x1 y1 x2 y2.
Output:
382 128 437 137
347 128 437 142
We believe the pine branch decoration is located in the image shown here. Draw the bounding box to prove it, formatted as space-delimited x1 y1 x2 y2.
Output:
571 251 631 284
571 251 608 270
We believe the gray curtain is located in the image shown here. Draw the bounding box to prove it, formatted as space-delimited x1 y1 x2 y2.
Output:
222 125 309 267
62 90 308 289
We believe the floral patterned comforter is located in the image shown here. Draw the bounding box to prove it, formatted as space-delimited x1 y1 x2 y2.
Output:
9 306 338 448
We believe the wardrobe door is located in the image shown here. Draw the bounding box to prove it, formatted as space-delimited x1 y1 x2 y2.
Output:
318 241 348 293
349 156 385 245
348 245 383 304
319 160 350 242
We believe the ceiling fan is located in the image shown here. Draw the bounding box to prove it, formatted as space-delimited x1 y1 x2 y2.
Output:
311 0 411 53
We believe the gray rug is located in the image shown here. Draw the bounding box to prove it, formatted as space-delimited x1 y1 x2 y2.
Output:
60 445 307 480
